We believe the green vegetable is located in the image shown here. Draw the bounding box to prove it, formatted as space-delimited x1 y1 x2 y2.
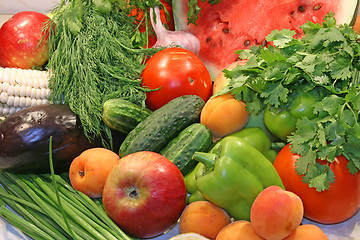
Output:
186 127 277 204
192 136 284 220
47 0 158 147
184 163 207 204
119 95 205 157
102 98 153 134
120 0 173 47
219 13 360 191
160 123 213 175
186 0 222 25
228 127 277 163
0 138 134 240
263 91 318 141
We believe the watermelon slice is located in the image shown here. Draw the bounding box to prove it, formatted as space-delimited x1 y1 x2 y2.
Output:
173 0 359 78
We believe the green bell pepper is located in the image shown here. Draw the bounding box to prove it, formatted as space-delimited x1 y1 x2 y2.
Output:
184 163 207 204
264 92 318 141
185 127 278 204
192 136 285 221
227 127 277 163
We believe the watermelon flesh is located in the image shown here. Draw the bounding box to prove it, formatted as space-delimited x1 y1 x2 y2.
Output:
173 0 359 79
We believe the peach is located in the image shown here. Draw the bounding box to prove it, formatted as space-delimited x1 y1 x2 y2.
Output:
213 60 247 95
250 185 304 240
69 147 119 198
179 201 231 240
283 224 329 240
200 93 249 138
215 220 264 240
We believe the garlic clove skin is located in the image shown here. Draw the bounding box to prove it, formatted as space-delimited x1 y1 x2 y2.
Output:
150 7 201 55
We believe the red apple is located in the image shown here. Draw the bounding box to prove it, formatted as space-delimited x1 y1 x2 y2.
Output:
102 151 187 238
0 11 52 69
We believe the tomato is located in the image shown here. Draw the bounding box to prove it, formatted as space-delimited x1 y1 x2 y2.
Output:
129 0 174 48
141 47 213 110
274 144 360 224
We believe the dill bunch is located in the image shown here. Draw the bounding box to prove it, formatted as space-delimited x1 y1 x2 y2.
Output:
47 0 158 147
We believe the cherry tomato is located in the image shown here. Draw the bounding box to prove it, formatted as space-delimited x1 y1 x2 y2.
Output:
274 144 360 224
141 47 212 110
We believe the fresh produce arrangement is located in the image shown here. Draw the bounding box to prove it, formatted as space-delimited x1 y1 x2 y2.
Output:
0 0 360 239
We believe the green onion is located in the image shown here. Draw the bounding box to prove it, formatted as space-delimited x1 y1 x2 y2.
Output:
0 137 134 240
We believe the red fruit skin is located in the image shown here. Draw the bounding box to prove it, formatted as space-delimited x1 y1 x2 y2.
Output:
102 151 187 238
274 144 360 224
0 11 52 69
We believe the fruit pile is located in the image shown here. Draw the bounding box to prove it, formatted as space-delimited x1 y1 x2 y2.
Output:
0 1 360 240
175 186 329 240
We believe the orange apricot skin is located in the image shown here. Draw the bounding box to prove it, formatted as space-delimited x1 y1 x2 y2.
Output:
215 220 264 240
179 201 231 240
69 148 119 198
250 185 304 240
200 93 249 138
283 224 329 240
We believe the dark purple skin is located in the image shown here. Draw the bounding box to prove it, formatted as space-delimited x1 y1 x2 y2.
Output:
0 104 101 174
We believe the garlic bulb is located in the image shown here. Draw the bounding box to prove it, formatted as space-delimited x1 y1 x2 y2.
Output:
150 7 201 55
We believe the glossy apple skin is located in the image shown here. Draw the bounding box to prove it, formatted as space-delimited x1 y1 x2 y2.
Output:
102 151 187 238
0 11 52 69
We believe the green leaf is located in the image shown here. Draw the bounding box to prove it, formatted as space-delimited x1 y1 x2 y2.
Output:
260 82 289 107
329 56 352 80
260 47 288 63
266 29 297 48
345 86 360 113
317 145 338 161
308 165 335 192
295 149 316 176
313 95 344 116
186 0 221 25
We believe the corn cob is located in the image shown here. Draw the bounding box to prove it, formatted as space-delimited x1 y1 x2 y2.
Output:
0 67 50 117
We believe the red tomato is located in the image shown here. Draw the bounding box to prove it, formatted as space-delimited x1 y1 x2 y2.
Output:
274 144 360 224
141 48 212 110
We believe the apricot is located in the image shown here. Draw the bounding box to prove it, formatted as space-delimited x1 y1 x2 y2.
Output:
179 201 231 240
213 60 247 95
69 147 119 198
250 185 304 240
283 224 329 240
200 93 249 138
215 220 264 240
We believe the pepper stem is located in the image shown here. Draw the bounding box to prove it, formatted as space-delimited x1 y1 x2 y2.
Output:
192 152 217 173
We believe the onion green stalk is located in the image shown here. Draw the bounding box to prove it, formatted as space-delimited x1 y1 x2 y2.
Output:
0 137 135 240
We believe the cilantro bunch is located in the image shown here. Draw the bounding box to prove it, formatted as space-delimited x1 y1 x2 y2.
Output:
220 13 360 191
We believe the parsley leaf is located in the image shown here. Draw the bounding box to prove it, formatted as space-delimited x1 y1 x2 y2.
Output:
225 13 360 191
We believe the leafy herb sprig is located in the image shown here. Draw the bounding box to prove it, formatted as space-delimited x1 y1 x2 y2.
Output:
186 0 222 25
121 0 172 47
219 13 360 191
47 0 158 147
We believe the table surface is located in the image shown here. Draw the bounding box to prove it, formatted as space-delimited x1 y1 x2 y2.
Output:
0 206 359 240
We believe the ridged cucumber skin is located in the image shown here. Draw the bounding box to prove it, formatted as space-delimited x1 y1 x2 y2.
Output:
102 99 152 134
160 123 213 176
119 95 205 157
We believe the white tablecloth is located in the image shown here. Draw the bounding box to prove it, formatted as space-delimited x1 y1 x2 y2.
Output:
1 206 359 240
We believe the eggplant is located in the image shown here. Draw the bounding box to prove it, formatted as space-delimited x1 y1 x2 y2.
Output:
0 104 101 173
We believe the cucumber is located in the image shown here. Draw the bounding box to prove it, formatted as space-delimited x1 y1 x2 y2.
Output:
102 99 152 134
119 95 205 157
160 123 213 176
